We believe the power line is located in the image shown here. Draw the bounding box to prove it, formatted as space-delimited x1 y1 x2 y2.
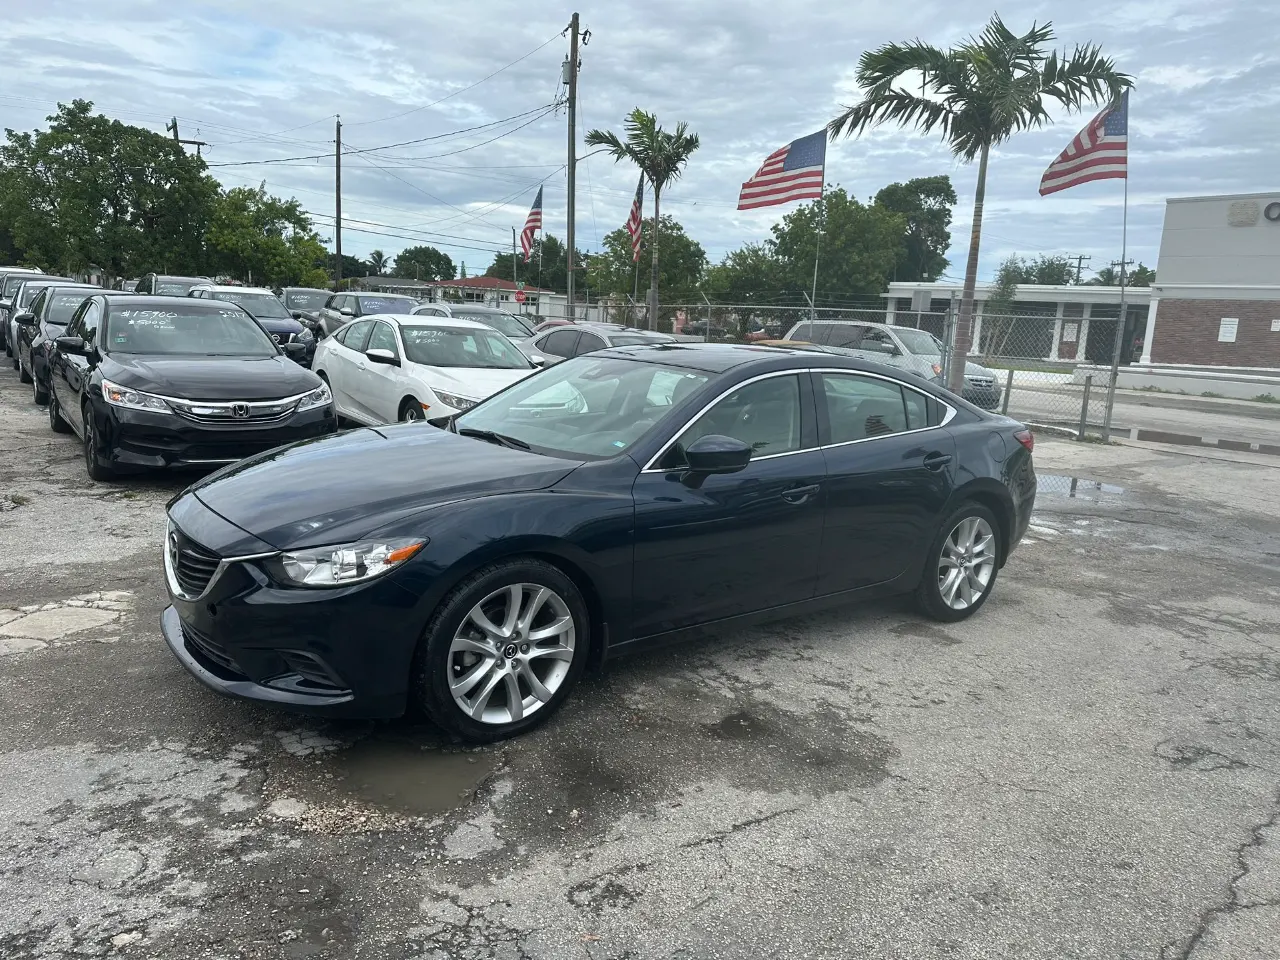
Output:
346 31 564 128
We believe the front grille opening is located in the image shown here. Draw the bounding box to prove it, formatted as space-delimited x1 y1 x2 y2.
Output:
182 623 245 679
267 652 351 696
174 538 220 595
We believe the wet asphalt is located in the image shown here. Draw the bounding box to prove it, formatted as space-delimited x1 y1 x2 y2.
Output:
2 354 1280 959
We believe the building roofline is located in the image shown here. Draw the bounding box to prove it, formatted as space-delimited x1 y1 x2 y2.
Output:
1165 192 1280 204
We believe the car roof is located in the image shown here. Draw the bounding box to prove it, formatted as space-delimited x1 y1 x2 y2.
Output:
99 294 244 309
361 313 495 331
282 286 329 292
38 284 100 294
444 304 513 315
194 284 276 295
16 276 76 286
590 341 919 377
356 291 416 299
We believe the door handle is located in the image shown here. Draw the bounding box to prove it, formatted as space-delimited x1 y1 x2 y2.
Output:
923 452 953 471
781 483 820 504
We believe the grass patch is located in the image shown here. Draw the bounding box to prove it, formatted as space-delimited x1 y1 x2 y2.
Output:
1252 393 1279 403
1200 391 1225 399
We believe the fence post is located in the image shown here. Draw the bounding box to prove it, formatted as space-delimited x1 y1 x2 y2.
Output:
1000 369 1013 415
1077 375 1093 441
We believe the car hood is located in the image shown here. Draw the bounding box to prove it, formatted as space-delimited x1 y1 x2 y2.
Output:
190 423 582 549
104 354 319 400
409 363 536 401
255 316 305 336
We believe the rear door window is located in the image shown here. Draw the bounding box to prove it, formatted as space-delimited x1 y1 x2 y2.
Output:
820 373 911 443
573 332 606 356
540 330 580 357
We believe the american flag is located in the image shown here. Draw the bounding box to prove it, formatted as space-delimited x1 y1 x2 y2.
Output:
737 130 826 210
1039 91 1128 196
625 175 644 262
520 186 543 261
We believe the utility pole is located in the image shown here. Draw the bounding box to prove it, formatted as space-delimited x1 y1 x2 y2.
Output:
334 117 343 291
1072 253 1091 284
565 13 579 322
512 227 519 286
165 118 208 157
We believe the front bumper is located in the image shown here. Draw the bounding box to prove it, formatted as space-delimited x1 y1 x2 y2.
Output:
160 501 426 718
963 385 1002 410
97 403 337 471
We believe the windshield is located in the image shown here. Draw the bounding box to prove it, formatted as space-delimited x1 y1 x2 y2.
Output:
359 296 416 314
45 291 95 324
450 310 533 339
456 355 709 460
400 326 531 369
19 284 58 308
155 279 203 296
3 275 41 297
208 290 291 320
285 291 328 310
106 305 278 357
892 327 944 356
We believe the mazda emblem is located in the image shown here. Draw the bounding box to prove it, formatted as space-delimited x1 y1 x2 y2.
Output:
231 403 251 419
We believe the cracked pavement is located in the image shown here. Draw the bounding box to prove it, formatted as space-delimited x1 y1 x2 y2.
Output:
1 358 1279 958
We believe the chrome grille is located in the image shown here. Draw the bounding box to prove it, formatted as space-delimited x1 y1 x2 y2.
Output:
170 531 220 595
966 376 995 388
166 396 301 424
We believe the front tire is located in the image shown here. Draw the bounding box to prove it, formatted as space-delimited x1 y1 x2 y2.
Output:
412 559 590 743
915 503 1001 622
82 404 115 481
32 368 48 405
399 398 425 422
48 391 71 433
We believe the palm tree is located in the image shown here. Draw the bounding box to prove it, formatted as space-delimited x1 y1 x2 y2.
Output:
369 249 389 275
585 109 700 330
828 16 1129 389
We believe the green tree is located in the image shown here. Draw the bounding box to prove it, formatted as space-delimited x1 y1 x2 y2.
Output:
483 234 578 294
874 175 957 281
0 99 220 279
770 188 907 302
206 184 329 287
327 252 372 284
704 243 786 305
829 15 1130 389
585 109 700 328
1087 262 1154 286
393 244 454 281
587 215 706 309
368 249 389 275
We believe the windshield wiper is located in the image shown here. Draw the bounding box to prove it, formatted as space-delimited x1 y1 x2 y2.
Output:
457 428 531 451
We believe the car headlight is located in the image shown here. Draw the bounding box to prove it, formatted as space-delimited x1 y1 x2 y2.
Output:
273 538 425 587
296 382 331 411
434 390 476 411
102 379 171 412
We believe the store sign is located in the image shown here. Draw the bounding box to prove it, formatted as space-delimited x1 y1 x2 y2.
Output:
1218 318 1239 343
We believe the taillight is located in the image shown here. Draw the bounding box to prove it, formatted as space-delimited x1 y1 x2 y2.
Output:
1013 429 1034 452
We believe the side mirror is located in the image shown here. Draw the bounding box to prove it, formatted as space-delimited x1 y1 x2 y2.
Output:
55 335 87 356
283 341 308 360
366 348 399 366
291 310 304 320
683 434 752 476
339 307 356 318
15 312 36 327
529 355 548 367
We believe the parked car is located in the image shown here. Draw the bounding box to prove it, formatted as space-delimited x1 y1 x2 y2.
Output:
784 320 1003 410
7 276 77 368
118 279 140 293
411 303 536 344
46 295 336 480
190 285 317 366
133 274 210 296
315 292 420 336
278 287 332 333
0 267 48 355
311 314 538 425
12 283 102 402
158 343 1036 741
525 323 677 364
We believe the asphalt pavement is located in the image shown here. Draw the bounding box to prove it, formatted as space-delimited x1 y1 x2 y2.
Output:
2 355 1280 959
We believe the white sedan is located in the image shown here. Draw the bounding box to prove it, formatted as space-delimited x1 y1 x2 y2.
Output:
311 314 539 425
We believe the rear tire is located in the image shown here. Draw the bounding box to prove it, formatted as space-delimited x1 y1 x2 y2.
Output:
48 391 71 433
412 558 590 743
915 503 1001 623
18 355 31 383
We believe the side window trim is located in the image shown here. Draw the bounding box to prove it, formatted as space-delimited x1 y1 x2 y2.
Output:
809 367 954 449
642 370 815 473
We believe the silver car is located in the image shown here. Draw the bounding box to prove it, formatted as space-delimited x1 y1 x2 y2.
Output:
410 303 537 345
783 319 1002 410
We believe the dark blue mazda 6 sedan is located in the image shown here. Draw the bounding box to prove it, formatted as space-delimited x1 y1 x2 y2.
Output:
161 343 1036 742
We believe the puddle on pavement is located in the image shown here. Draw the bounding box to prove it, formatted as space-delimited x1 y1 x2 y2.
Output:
1037 474 1126 502
331 736 500 817
1123 428 1280 457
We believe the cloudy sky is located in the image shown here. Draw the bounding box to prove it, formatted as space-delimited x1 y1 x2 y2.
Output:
2 0 1277 292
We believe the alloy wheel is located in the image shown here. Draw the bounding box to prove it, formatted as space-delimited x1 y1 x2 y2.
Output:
447 583 576 725
937 516 996 611
401 404 423 422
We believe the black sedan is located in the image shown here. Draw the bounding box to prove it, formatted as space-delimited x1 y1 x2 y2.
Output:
47 295 336 480
160 343 1035 742
12 283 102 403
